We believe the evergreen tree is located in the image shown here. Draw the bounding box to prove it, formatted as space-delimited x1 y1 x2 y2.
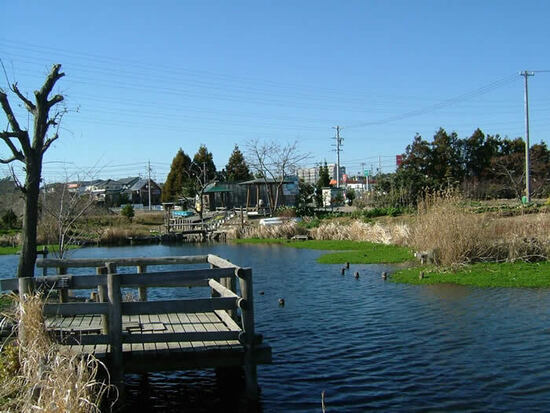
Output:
162 148 192 202
317 161 330 187
225 145 252 182
192 144 217 183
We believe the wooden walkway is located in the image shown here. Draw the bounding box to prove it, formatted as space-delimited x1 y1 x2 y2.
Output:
1 254 271 398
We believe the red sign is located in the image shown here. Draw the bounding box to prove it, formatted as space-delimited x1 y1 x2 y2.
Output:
396 155 403 166
342 174 348 183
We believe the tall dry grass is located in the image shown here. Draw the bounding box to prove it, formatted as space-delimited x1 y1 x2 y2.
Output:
408 191 550 266
0 293 113 412
241 222 308 239
310 221 409 245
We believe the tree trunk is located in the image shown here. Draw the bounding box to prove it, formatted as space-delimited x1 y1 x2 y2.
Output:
17 154 42 278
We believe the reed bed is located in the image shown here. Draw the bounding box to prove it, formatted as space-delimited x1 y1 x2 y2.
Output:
0 293 112 412
310 221 409 245
241 222 308 239
408 191 550 266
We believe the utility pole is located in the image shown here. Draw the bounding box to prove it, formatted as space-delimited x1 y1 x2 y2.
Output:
520 70 534 203
360 162 366 190
147 160 152 211
332 126 343 187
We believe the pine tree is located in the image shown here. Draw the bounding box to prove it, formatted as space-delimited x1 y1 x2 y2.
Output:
317 161 330 187
162 149 192 202
192 144 217 182
225 144 252 182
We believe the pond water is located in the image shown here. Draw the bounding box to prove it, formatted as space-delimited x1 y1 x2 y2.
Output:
2 244 550 412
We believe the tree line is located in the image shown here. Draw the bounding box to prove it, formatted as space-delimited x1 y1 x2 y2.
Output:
162 144 252 204
377 127 550 205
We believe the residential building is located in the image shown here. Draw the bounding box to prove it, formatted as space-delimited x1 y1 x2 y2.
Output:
297 164 346 185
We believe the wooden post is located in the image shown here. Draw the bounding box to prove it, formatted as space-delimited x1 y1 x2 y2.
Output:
42 246 48 277
106 262 123 386
137 265 148 301
58 266 68 303
97 266 109 335
17 277 34 297
237 268 258 399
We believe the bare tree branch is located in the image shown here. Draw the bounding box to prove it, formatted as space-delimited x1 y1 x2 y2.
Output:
0 89 25 134
11 82 36 112
37 64 65 100
0 132 25 162
42 133 59 154
47 94 64 108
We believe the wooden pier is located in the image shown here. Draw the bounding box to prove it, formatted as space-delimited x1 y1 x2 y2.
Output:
0 254 271 399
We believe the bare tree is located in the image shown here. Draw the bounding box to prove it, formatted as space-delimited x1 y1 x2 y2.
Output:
184 162 216 222
245 139 308 214
0 64 65 277
40 179 96 259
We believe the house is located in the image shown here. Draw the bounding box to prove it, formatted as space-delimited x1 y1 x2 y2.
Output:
127 179 162 206
115 177 141 191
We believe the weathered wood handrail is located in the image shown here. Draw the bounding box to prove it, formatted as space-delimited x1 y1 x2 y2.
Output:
36 255 209 268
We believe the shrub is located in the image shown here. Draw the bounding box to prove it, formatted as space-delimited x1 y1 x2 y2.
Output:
121 204 135 221
1 209 18 229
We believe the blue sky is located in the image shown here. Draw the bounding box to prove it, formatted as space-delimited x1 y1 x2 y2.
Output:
1 0 549 182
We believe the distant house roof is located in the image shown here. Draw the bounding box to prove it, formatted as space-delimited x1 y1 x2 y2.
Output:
129 179 160 191
239 177 295 185
204 182 231 193
116 177 140 186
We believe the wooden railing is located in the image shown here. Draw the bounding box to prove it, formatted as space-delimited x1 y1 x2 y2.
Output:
1 255 259 394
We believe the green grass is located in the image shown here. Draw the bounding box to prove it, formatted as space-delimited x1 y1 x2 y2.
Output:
391 261 550 288
0 294 14 312
0 244 79 256
234 238 413 264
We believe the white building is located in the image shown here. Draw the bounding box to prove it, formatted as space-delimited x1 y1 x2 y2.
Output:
297 164 346 185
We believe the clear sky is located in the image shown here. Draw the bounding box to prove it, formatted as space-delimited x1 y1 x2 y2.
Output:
1 0 549 183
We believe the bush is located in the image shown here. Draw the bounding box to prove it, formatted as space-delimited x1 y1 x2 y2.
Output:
121 204 135 221
1 209 18 229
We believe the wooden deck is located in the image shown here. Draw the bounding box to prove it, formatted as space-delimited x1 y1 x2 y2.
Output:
46 310 271 373
1 254 271 399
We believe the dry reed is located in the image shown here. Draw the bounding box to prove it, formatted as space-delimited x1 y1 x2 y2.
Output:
310 221 409 245
409 191 550 266
0 293 113 412
242 222 308 239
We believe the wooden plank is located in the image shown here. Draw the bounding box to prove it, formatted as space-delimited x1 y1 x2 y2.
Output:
119 328 234 344
176 313 201 351
208 279 239 299
207 254 239 270
2 266 235 291
119 267 234 287
121 297 238 316
149 314 169 352
44 302 109 316
214 310 242 332
52 333 110 346
187 313 207 350
197 312 220 349
37 255 209 268
166 312 183 352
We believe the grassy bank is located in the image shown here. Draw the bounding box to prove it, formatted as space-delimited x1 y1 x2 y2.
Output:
0 244 80 256
233 238 413 264
391 261 550 288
